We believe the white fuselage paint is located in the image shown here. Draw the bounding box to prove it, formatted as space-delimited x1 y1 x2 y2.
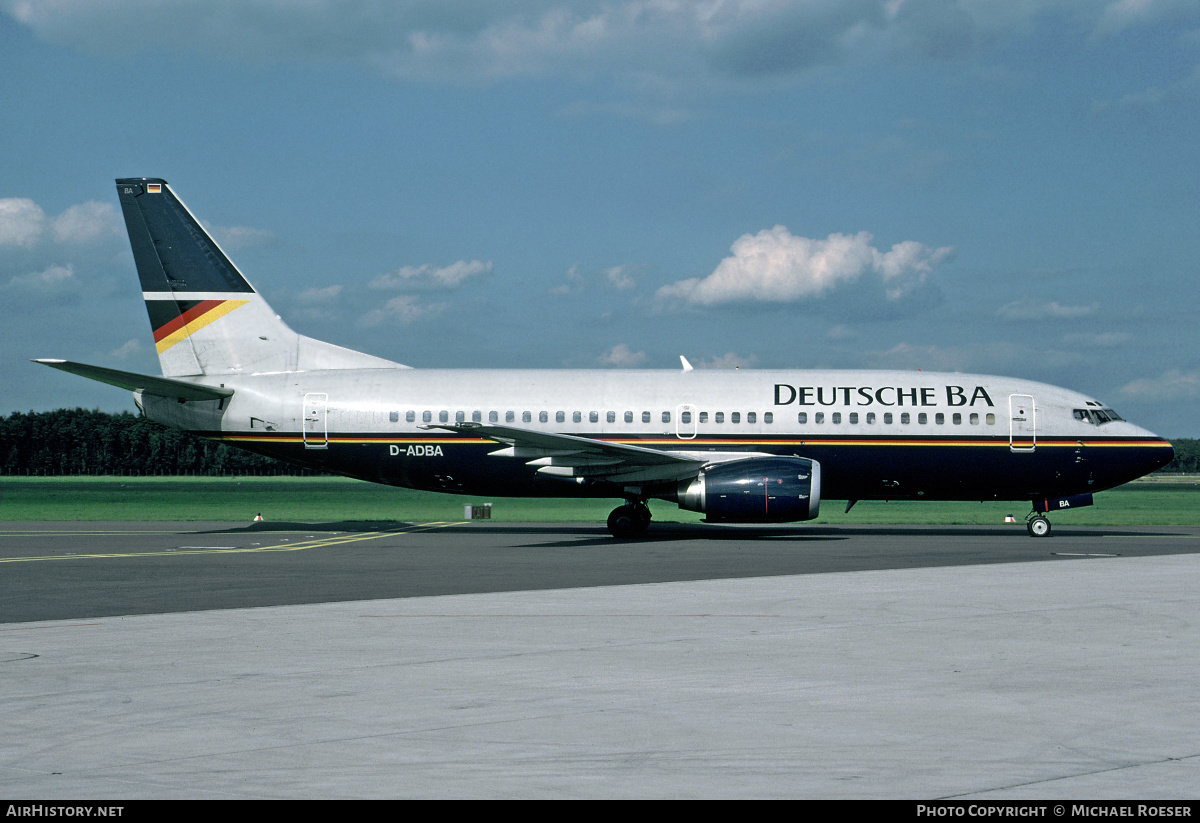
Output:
148 367 1152 445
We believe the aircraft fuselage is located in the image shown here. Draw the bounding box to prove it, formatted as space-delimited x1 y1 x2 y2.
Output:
138 367 1171 504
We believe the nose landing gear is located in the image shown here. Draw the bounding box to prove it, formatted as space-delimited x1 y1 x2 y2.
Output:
607 500 652 539
1026 514 1052 537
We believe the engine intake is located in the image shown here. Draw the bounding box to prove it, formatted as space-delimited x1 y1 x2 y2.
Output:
677 457 821 523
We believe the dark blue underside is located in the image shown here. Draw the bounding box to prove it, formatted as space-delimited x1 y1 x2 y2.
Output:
213 431 1172 503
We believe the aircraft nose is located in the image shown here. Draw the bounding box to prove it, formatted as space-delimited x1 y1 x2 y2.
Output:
1131 427 1175 475
1151 437 1175 472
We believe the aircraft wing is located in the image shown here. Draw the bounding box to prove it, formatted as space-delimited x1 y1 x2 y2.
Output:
33 359 234 402
430 422 770 484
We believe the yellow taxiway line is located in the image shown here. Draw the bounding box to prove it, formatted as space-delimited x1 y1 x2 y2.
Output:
0 521 466 564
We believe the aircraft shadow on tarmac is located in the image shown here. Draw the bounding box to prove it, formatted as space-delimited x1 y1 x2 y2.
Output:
195 520 1186 544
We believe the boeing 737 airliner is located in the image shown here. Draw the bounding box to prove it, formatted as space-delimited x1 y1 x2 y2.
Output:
37 179 1173 537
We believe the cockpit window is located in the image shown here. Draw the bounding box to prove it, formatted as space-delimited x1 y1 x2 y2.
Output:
1074 407 1124 425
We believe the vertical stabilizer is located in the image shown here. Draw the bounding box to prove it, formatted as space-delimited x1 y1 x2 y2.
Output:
115 178 404 376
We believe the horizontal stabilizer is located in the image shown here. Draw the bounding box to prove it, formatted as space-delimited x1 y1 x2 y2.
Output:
33 359 233 402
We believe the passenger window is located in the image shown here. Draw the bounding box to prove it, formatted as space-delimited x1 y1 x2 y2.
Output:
952 413 962 425
607 411 616 423
832 412 842 424
681 411 692 424
731 412 741 424
590 412 599 423
573 412 582 423
662 411 671 423
624 411 633 423
747 412 756 424
472 410 481 423
456 411 465 423
796 412 805 424
506 411 515 423
439 411 449 423
389 411 399 423
935 413 944 425
849 412 858 424
764 412 772 424
815 412 824 424
406 411 416 423
717 412 725 423
489 411 498 423
970 413 979 425
642 412 651 423
699 411 708 423
918 413 927 424
867 412 876 424
555 411 565 423
522 411 531 423
539 411 549 423
986 413 995 425
422 411 432 423
884 413 893 425
901 413 910 424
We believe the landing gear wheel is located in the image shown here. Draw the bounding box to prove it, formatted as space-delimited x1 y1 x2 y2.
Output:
1027 516 1051 537
607 506 639 539
633 503 652 532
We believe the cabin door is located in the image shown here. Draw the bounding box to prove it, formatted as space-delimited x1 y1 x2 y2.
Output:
1009 394 1036 452
303 392 328 449
675 403 697 440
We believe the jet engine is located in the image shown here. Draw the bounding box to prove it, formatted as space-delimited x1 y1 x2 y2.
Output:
677 456 821 523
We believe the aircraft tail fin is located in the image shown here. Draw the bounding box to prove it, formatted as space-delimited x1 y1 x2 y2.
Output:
115 178 405 376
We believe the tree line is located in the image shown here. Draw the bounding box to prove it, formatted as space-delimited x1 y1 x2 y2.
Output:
1 408 1197 476
1 408 319 476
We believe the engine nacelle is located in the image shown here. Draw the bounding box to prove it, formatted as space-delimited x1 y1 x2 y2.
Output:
677 457 821 523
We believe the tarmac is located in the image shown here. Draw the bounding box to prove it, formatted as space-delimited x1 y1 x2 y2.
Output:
1 522 1198 798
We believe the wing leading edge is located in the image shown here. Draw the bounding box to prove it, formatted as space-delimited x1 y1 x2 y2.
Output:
429 422 772 485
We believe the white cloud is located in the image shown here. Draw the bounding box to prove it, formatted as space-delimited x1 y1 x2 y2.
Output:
655 226 951 307
108 338 142 359
5 263 75 290
598 343 646 367
1091 0 1197 39
0 198 47 246
359 295 446 326
604 265 635 290
1119 369 1200 400
550 264 585 296
370 260 492 290
297 284 343 302
1061 331 1132 348
51 201 121 244
8 1 1188 93
996 300 1097 321
1 197 122 246
695 352 757 369
205 223 274 250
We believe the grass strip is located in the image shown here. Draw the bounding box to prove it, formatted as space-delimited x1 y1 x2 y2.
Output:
0 476 1196 526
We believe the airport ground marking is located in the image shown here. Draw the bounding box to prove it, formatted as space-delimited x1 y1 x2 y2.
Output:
0 521 466 564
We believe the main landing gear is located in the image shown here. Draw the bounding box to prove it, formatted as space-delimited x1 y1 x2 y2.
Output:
607 500 652 539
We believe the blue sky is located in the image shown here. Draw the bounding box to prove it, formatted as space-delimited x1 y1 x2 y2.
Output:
2 1 1198 437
